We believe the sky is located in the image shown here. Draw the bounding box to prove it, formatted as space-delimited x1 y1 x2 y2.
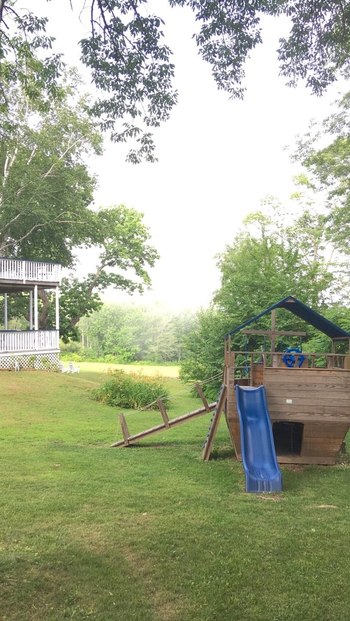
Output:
39 1 343 312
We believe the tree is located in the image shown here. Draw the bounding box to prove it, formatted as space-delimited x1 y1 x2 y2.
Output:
294 91 350 252
0 84 101 263
2 1 350 161
180 308 232 400
0 34 159 339
77 304 196 362
214 204 342 317
181 200 350 395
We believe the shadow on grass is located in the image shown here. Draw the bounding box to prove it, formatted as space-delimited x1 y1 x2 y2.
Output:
208 447 236 461
280 464 336 493
125 439 206 449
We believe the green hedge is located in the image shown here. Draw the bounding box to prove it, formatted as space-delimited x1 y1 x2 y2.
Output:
91 370 170 409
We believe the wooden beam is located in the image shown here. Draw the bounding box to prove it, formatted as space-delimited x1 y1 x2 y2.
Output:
119 414 131 446
157 399 169 428
242 329 307 337
271 309 276 353
111 401 217 448
194 382 211 412
201 385 227 461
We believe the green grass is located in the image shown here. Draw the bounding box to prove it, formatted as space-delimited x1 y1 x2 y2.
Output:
1 370 350 620
68 361 180 377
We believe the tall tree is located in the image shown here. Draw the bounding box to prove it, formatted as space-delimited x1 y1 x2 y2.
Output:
181 200 349 395
0 29 159 339
2 1 350 160
294 91 350 252
214 204 341 318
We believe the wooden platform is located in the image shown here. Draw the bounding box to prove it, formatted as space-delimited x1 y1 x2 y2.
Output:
226 364 350 465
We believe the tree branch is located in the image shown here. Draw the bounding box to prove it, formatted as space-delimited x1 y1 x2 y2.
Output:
0 213 86 253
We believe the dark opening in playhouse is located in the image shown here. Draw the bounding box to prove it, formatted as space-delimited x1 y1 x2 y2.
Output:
273 421 304 456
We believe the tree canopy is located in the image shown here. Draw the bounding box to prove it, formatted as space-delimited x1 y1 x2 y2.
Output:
0 36 159 339
180 199 350 396
294 91 350 252
2 0 350 160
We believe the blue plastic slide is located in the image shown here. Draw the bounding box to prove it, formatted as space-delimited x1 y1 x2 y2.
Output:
235 385 282 493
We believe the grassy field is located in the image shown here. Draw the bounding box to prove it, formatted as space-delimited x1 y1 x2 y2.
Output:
68 361 180 378
1 369 350 621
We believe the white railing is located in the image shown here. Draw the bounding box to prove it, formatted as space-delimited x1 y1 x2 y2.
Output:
0 258 60 283
0 330 59 353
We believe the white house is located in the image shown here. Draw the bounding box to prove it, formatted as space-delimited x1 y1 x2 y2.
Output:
0 257 61 370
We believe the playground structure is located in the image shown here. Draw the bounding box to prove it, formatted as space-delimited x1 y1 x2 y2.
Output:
225 296 350 466
113 296 350 490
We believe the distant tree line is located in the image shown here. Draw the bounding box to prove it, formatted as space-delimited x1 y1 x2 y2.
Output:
61 305 196 364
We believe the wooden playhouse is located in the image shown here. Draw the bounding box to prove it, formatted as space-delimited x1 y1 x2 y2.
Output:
224 296 350 465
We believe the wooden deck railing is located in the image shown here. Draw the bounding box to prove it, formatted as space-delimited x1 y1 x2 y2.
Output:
227 350 350 382
0 330 59 353
0 258 60 283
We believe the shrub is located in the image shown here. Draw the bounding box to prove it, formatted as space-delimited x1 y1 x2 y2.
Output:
91 370 170 409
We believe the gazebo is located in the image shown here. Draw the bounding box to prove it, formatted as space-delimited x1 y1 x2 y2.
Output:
0 257 61 370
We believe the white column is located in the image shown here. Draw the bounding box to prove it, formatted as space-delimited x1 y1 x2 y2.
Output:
4 293 8 330
34 285 38 331
55 287 60 331
29 290 33 329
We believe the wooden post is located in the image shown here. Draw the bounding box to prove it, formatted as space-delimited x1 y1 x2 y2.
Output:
271 309 278 367
29 290 33 329
4 293 8 330
202 384 227 461
34 284 38 330
157 399 170 428
250 353 253 386
194 383 211 412
271 309 276 352
119 414 131 446
55 287 60 331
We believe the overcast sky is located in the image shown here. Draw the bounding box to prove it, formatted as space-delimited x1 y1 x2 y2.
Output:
40 1 342 312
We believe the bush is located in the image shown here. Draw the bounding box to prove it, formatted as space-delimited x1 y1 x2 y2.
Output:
91 370 170 410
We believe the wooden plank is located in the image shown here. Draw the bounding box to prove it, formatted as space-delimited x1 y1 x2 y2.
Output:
202 385 227 461
267 397 350 410
269 414 350 424
119 414 131 446
168 402 216 427
194 383 211 412
268 404 350 418
111 401 217 447
242 329 307 336
157 399 170 427
265 368 350 380
267 387 350 399
277 455 336 465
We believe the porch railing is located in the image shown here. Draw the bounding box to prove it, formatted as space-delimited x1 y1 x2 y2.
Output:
0 330 59 353
0 258 60 284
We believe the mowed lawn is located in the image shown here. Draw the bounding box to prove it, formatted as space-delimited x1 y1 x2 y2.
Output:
1 369 350 621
